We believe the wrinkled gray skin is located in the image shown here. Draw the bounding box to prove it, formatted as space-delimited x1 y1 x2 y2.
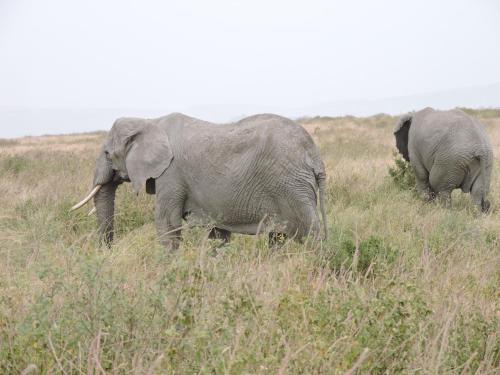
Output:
394 108 493 212
92 113 327 249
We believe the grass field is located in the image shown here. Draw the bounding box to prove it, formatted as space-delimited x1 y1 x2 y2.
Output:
0 110 498 374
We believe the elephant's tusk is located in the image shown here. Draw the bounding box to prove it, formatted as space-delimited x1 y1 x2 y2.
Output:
70 185 102 212
87 207 96 216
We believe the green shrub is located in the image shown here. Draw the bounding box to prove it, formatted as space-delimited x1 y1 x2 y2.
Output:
485 231 498 248
327 235 398 275
275 281 431 373
446 311 499 372
0 155 29 175
356 283 432 373
388 152 415 191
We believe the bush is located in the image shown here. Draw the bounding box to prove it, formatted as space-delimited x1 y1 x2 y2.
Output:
275 281 431 373
327 235 398 275
0 155 29 175
388 152 415 191
446 311 499 372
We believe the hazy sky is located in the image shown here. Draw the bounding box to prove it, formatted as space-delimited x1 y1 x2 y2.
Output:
1 0 500 136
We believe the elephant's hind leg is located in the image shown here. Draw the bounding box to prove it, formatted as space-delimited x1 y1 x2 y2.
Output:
296 205 322 242
471 180 490 213
282 202 322 244
412 162 434 201
429 165 463 209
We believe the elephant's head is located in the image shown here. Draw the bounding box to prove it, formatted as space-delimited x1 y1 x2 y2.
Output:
393 114 412 162
71 118 173 246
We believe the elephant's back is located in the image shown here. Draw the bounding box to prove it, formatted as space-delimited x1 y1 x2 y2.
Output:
412 109 490 152
174 113 318 154
175 113 323 192
222 114 322 169
416 109 486 136
235 113 315 145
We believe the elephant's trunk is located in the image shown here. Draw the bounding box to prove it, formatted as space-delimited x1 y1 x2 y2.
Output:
71 146 122 246
94 181 118 247
92 149 119 247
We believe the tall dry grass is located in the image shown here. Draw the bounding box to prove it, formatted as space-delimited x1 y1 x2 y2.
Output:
0 111 498 373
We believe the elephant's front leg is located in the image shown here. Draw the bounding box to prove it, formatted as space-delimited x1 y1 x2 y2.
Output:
155 196 183 251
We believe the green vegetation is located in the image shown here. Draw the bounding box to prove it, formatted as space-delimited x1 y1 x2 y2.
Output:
388 152 416 191
0 155 30 175
0 110 498 373
322 235 398 275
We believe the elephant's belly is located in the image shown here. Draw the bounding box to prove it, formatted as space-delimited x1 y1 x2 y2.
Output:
217 223 261 235
183 211 269 235
183 196 282 235
217 219 290 235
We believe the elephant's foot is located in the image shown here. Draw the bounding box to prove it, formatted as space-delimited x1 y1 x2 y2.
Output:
268 232 287 248
418 188 435 203
206 228 230 257
208 227 232 245
159 238 180 252
208 227 231 242
480 199 491 214
426 191 437 202
157 228 182 252
436 191 452 208
208 228 232 252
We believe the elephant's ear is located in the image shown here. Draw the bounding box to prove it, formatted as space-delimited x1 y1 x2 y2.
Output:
393 114 412 162
125 122 173 194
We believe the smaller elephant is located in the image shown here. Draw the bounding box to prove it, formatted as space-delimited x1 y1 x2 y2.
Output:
394 108 493 212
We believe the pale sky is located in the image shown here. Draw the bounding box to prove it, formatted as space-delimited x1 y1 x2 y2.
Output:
1 0 499 137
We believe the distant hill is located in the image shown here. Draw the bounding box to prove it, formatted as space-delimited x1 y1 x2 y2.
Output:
292 82 500 118
1 83 499 138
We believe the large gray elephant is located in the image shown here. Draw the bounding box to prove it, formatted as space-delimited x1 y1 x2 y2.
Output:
394 107 493 212
72 113 327 249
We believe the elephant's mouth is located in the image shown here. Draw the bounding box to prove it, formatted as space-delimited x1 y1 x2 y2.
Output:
116 170 130 182
107 168 129 184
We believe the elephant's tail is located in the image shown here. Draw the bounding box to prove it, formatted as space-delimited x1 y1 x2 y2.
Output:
477 153 490 208
315 170 328 240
